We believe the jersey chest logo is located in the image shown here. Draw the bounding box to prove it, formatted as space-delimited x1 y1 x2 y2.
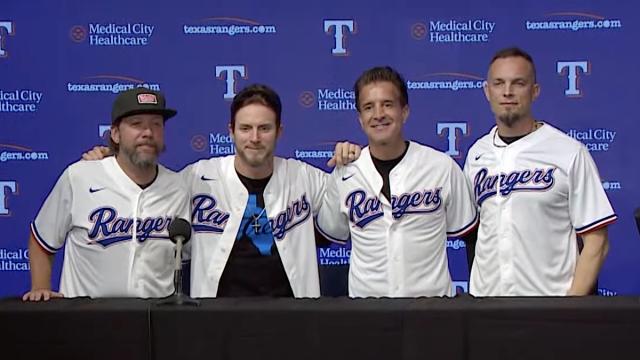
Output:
88 208 172 247
191 194 230 233
269 193 311 240
346 188 443 228
473 167 556 205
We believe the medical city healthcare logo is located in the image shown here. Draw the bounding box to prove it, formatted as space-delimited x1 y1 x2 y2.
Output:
566 127 616 152
299 87 356 111
70 22 156 46
0 247 29 271
192 133 236 156
412 18 496 43
0 89 43 113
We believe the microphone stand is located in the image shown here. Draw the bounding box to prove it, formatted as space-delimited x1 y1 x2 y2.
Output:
157 237 199 306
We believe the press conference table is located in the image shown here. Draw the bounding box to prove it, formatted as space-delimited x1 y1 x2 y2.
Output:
1 296 639 360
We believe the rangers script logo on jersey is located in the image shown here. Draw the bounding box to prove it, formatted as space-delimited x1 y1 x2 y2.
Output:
346 187 443 228
473 167 556 205
88 208 172 247
269 193 311 240
191 194 230 233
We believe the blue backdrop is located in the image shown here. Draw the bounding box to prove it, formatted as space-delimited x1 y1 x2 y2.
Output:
1 0 638 297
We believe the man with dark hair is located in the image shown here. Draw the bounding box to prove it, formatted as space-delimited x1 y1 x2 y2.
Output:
317 67 478 297
464 47 617 296
184 84 359 297
353 65 409 111
24 88 189 301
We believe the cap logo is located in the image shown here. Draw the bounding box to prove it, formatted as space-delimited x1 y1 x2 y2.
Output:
137 93 158 104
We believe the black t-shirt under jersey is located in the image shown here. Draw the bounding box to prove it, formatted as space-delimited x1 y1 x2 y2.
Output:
216 172 293 297
371 141 410 201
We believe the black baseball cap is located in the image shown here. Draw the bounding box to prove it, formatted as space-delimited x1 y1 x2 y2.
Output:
111 88 177 124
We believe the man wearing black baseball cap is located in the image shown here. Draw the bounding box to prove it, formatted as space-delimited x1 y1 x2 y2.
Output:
109 87 177 185
23 87 189 301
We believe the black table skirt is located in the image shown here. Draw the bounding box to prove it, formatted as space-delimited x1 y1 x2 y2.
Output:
2 296 639 360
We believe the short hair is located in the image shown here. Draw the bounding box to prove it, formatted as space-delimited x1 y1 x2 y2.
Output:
489 47 537 81
353 66 408 111
230 84 282 129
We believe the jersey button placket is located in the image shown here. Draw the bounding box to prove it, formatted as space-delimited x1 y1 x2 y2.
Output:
501 148 517 294
392 221 404 296
495 147 512 294
384 206 399 296
130 192 143 294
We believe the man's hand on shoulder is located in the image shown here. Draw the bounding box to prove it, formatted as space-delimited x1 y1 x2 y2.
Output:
327 141 362 167
81 146 112 161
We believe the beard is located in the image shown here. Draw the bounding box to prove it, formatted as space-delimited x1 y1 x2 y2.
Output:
236 146 273 168
120 142 165 169
497 111 523 128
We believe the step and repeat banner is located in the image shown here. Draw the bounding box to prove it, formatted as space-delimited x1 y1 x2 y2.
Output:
1 0 638 297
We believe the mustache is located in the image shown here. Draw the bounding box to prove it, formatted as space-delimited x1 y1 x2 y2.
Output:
136 142 158 149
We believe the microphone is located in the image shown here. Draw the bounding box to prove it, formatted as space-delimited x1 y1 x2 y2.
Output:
157 218 199 306
169 217 191 271
635 208 640 236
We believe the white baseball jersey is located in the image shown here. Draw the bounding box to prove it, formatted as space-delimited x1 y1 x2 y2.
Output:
31 157 190 298
316 141 478 297
464 123 617 296
183 155 326 298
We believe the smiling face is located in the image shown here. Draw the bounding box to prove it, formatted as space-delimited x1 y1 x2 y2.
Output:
111 113 165 169
230 103 281 177
357 80 409 152
484 56 540 127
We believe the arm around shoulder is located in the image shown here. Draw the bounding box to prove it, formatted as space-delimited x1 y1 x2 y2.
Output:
315 167 350 243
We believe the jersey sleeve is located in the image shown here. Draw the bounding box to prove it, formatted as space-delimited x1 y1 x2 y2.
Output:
177 162 198 261
568 146 617 234
446 158 479 237
462 151 476 201
301 162 329 215
315 167 350 244
179 160 200 218
177 182 193 262
179 162 196 196
31 168 74 253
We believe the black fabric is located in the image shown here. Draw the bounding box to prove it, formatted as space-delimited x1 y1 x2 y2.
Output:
216 172 293 297
0 298 150 360
498 123 544 145
498 133 527 144
371 141 409 201
4 297 640 360
137 165 159 189
461 226 478 275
